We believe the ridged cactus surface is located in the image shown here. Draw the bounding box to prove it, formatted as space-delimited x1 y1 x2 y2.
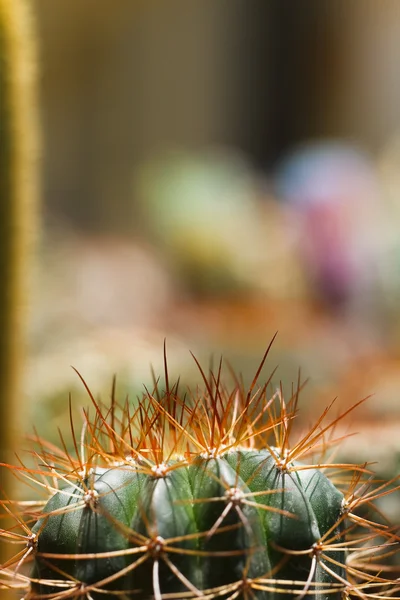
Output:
0 349 397 599
31 451 345 599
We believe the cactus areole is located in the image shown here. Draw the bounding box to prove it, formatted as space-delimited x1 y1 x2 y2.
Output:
0 346 396 599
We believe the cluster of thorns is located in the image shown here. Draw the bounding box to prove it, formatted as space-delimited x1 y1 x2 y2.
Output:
1 338 400 599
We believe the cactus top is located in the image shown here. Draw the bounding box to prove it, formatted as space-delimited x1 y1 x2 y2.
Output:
0 352 394 599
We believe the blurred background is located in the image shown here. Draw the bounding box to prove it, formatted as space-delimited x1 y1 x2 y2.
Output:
5 1 400 479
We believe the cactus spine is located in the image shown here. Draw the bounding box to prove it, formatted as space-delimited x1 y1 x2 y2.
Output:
0 348 397 599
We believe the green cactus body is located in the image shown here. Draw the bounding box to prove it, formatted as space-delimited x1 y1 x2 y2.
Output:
31 467 145 596
30 448 345 600
0 354 394 599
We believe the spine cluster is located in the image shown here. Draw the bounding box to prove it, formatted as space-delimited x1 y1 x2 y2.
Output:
0 347 398 599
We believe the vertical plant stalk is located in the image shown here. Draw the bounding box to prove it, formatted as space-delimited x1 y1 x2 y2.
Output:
0 0 40 513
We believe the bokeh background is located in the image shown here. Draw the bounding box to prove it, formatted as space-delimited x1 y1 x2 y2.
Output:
9 1 400 481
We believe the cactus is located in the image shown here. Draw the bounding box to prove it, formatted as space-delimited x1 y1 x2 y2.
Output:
0 345 398 599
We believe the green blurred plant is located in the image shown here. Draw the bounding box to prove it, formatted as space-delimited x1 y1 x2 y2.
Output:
136 151 268 297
